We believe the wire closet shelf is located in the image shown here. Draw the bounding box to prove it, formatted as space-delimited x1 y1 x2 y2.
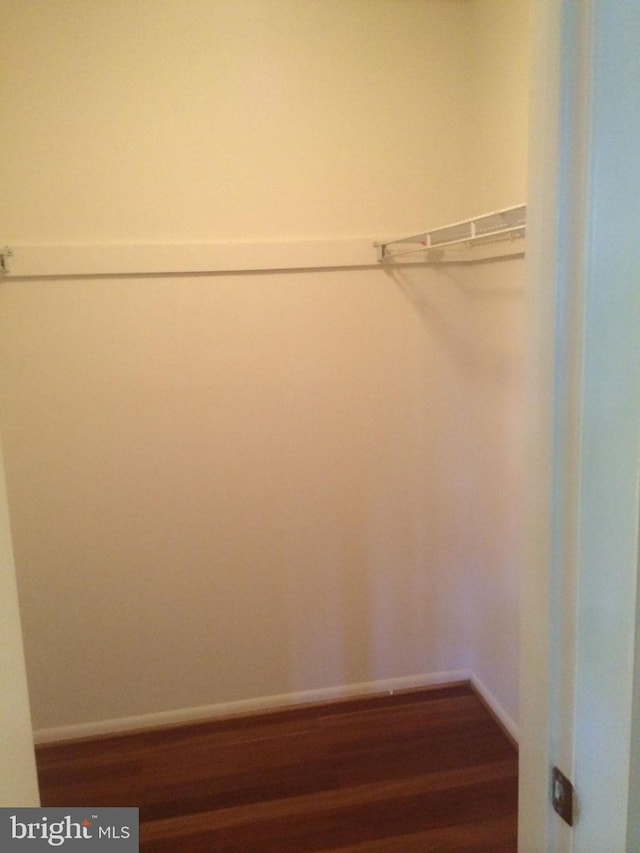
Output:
375 204 526 264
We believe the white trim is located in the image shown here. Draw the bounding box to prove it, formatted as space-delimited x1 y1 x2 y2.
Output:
522 3 640 851
519 0 566 849
571 2 640 848
33 670 471 744
470 674 519 745
1 239 379 279
0 442 40 806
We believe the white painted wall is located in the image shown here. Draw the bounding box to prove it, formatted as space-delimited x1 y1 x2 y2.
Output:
0 0 529 737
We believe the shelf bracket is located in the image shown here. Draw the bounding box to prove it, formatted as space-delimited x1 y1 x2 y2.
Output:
376 204 526 265
0 247 13 275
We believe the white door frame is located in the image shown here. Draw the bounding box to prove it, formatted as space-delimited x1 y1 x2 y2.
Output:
520 1 640 850
0 438 40 807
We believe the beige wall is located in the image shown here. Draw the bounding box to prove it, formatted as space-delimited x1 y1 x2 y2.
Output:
461 0 530 726
0 0 528 733
0 268 477 729
0 0 469 244
465 0 530 216
456 259 525 725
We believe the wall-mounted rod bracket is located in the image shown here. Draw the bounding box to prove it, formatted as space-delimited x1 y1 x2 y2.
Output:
0 247 13 275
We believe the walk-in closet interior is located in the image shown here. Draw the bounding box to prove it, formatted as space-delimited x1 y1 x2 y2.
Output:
0 0 529 745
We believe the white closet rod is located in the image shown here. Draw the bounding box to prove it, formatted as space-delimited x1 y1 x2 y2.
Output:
0 240 377 278
375 204 526 263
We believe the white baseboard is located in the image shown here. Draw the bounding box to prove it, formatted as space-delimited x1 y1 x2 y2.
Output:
470 673 519 744
33 670 471 744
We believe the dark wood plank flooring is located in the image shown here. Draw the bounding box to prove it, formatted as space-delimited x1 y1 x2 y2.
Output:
36 682 518 851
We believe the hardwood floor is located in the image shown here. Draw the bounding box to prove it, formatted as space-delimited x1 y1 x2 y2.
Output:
36 682 518 851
